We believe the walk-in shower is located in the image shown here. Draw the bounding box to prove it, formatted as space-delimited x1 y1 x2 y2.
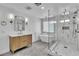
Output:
48 7 79 56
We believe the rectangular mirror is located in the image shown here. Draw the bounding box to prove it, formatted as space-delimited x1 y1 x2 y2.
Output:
14 16 25 32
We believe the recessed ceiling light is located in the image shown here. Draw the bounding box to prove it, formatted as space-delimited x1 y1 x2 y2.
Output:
41 7 45 10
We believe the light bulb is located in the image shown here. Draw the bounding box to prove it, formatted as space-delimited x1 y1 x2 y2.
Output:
25 18 28 22
8 14 14 19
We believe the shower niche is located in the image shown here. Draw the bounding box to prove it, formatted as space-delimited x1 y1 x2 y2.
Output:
62 26 70 30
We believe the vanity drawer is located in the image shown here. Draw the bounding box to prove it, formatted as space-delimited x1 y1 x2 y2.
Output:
20 40 28 47
24 35 32 44
20 35 32 44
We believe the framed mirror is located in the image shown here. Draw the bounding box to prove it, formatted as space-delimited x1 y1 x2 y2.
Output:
14 16 25 32
1 21 7 26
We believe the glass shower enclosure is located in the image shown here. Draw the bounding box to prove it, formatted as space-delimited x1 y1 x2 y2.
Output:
48 9 79 56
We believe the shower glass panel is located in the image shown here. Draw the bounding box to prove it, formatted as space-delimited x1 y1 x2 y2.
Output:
48 22 55 32
48 10 79 56
48 10 59 56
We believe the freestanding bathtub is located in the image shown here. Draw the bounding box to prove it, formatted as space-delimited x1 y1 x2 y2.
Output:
40 33 54 43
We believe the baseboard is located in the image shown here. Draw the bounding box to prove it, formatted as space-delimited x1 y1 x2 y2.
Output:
33 39 41 43
0 49 10 56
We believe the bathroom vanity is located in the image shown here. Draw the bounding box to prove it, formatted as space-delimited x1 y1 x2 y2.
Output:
9 33 32 53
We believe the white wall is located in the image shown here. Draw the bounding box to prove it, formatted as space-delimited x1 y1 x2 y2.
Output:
0 6 13 54
0 5 40 54
33 18 41 42
25 16 41 42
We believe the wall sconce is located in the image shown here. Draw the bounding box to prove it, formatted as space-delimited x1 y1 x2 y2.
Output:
8 13 14 24
25 17 28 24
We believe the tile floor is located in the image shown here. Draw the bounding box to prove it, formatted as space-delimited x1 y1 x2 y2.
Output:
49 40 79 56
1 41 48 56
3 40 79 56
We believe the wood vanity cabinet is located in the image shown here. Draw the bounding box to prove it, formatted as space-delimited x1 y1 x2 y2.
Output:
9 34 32 53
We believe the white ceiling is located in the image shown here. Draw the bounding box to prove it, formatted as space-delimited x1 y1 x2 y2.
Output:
0 3 79 18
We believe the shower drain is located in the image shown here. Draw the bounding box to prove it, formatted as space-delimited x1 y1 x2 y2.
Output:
64 46 68 48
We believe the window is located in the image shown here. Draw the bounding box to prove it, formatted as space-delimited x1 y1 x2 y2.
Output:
43 21 55 33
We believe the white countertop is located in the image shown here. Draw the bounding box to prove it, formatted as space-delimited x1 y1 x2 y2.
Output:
9 32 32 37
